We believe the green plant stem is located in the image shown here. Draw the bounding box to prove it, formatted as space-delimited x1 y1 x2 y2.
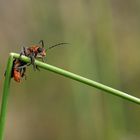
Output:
12 53 140 104
0 54 14 140
0 53 140 140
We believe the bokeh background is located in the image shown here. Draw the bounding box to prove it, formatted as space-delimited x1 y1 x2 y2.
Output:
0 0 140 140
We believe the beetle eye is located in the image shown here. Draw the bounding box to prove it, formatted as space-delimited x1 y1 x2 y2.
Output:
37 48 43 53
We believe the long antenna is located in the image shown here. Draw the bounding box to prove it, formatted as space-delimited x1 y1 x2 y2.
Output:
47 43 69 50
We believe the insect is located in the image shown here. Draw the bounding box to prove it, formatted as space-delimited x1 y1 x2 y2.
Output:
5 40 68 82
20 40 68 70
4 58 27 83
11 59 27 82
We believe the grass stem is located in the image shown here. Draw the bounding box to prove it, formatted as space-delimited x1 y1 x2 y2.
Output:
12 52 140 105
0 52 140 140
0 54 14 140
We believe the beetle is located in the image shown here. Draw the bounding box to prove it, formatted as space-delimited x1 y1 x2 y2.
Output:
4 58 27 82
20 40 68 70
11 59 27 82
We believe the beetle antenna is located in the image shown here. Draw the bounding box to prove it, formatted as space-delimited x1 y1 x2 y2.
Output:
47 43 69 50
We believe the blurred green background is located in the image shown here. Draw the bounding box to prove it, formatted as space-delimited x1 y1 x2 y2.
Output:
0 0 140 140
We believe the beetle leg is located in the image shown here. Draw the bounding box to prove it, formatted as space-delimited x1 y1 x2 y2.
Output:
29 53 36 70
41 57 45 62
27 63 31 66
22 67 26 80
20 46 25 56
15 64 27 69
20 46 27 58
39 40 44 47
36 65 40 71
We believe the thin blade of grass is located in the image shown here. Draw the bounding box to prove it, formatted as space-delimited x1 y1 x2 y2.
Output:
12 53 140 104
0 54 14 140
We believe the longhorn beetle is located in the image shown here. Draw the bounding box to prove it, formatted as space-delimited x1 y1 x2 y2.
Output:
20 40 68 70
